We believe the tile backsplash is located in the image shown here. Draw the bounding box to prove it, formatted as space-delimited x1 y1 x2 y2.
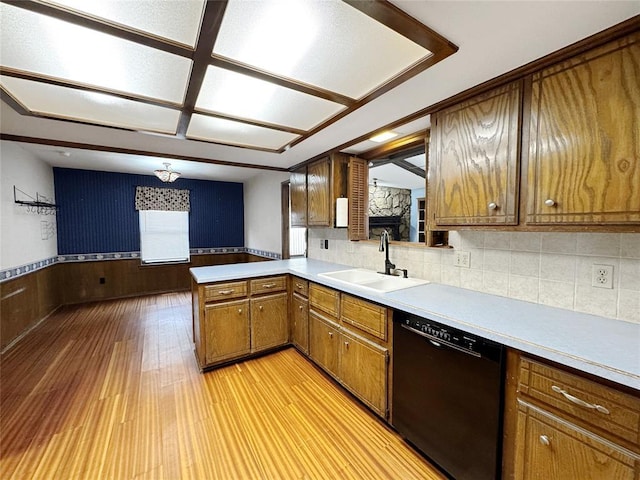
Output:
308 229 640 324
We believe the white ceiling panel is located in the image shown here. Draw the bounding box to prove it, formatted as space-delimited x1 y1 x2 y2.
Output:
213 0 431 99
186 114 300 151
1 76 181 134
196 66 346 130
0 2 192 104
41 0 206 48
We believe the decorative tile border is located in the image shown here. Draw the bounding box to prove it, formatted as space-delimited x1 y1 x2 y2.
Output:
1 257 58 282
191 247 245 255
246 248 282 260
1 247 279 282
56 252 141 262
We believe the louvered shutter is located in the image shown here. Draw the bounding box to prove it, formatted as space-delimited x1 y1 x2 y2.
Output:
348 157 369 240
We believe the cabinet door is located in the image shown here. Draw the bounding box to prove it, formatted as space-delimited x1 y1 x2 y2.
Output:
432 81 521 225
526 33 640 225
514 400 639 480
205 299 250 365
290 166 307 227
309 310 340 378
291 293 309 354
339 330 388 418
251 293 288 352
307 158 332 226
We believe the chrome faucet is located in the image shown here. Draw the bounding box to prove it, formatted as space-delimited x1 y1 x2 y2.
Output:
378 230 396 275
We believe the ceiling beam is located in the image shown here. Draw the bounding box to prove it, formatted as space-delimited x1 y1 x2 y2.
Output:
176 0 228 138
343 0 458 55
0 134 289 172
390 159 426 178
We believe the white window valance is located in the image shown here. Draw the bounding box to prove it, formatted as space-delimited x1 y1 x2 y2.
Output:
135 186 190 212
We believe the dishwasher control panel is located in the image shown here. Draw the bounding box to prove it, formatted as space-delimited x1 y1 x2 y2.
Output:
396 312 500 358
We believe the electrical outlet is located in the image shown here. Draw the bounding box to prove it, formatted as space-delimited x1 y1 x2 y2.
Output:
324 239 329 249
454 251 470 268
591 264 614 289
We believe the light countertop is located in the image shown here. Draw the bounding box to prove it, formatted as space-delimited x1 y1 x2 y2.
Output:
191 258 640 391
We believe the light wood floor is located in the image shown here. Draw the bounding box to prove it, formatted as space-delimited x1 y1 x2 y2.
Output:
1 292 444 479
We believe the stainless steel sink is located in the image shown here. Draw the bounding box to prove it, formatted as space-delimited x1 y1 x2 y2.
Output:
318 268 428 292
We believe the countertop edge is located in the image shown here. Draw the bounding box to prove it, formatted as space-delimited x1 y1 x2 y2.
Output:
190 259 640 392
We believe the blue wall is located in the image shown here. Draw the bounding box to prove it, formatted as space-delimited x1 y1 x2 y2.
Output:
54 168 244 254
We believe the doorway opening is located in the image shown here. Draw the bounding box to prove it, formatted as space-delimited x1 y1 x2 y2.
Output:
281 181 307 259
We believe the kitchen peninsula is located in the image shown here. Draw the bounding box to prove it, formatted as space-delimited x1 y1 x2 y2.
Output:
191 258 638 388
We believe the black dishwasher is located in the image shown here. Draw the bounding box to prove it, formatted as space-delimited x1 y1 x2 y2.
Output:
392 311 505 480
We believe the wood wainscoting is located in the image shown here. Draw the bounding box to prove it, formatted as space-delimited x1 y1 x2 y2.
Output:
1 253 269 351
0 264 61 352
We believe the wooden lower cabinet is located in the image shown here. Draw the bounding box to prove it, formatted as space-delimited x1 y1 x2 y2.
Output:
504 351 640 479
193 275 289 369
309 310 340 378
339 329 388 417
204 299 250 365
308 283 391 419
514 400 638 480
251 292 288 352
291 292 309 354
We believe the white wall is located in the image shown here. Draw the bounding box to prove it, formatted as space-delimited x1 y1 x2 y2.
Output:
308 228 640 324
0 141 58 270
244 171 289 256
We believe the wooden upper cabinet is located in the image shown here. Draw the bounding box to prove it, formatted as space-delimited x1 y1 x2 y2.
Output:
431 81 522 226
290 166 307 227
307 154 349 227
307 157 333 226
526 32 640 225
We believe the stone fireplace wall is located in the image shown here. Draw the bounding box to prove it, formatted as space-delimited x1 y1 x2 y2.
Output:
368 185 411 241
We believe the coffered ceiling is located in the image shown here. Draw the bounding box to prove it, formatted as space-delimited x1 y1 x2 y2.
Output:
1 1 638 182
0 0 454 152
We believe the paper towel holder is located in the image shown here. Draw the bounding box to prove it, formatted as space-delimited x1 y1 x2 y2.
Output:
336 197 349 227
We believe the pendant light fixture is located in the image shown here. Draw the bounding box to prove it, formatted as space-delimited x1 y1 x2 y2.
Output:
154 162 181 183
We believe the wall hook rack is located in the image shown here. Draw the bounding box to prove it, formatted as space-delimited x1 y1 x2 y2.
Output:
13 186 58 215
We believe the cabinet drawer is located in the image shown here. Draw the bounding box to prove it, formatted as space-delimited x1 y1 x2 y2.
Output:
519 357 640 447
309 283 340 318
291 277 309 297
515 399 639 480
204 281 248 302
340 294 387 341
250 276 287 295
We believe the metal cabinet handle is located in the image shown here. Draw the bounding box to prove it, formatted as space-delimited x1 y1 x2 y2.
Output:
219 289 234 295
299 305 303 310
259 305 263 311
328 332 333 338
344 341 349 349
551 385 610 414
262 283 276 288
539 435 550 446
544 198 556 207
488 202 498 210
295 283 304 289
237 308 242 313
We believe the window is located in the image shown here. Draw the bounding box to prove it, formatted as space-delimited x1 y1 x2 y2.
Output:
139 210 189 264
